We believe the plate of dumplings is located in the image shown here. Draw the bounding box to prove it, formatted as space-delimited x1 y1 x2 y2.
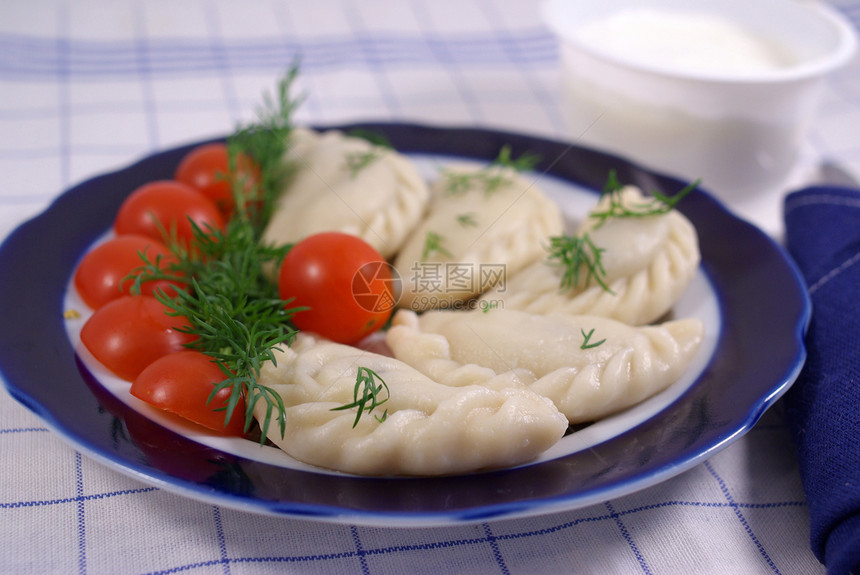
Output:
0 123 810 526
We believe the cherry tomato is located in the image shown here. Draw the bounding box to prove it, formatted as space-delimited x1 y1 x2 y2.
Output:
74 235 183 309
174 143 261 217
80 295 197 381
278 232 397 344
114 180 225 249
131 351 246 436
78 353 234 479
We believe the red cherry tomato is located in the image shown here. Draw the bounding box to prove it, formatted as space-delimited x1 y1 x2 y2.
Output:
131 351 245 436
80 295 197 381
114 180 225 249
74 235 183 309
174 143 261 217
278 232 397 344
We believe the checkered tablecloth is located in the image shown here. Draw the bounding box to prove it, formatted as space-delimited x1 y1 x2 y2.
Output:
2 1 859 573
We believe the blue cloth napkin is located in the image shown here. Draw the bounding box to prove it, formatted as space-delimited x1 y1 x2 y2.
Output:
784 186 860 575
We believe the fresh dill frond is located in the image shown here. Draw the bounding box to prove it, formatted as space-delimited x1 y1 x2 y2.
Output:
443 171 477 196
331 367 390 428
545 170 696 295
342 129 394 178
160 278 301 438
478 170 510 195
226 62 303 236
590 169 698 229
421 230 452 261
546 232 612 293
129 66 304 440
579 327 606 350
456 212 478 227
442 144 540 196
145 217 301 440
345 149 381 179
492 144 540 173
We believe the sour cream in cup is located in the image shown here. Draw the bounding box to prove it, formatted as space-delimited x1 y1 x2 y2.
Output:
541 0 857 234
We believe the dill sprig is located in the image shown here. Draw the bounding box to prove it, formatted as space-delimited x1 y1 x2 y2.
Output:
226 63 303 236
128 66 303 440
421 230 452 261
546 170 697 293
443 144 540 196
330 367 390 428
493 144 541 172
345 149 381 179
141 218 302 440
456 212 478 227
162 278 301 439
443 171 481 196
579 328 606 350
343 129 394 178
546 232 612 293
590 169 698 229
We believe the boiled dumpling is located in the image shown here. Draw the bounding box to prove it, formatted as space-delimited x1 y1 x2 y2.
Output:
386 308 704 423
254 333 568 476
479 186 699 325
261 128 430 258
394 161 563 312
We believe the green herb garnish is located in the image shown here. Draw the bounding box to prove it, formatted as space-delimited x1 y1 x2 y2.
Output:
456 212 478 227
331 367 390 427
579 328 606 350
226 63 303 236
344 129 394 178
590 169 698 229
443 145 540 196
129 65 303 441
345 149 381 178
154 222 301 441
547 170 697 293
421 230 452 261
545 232 612 293
493 144 541 173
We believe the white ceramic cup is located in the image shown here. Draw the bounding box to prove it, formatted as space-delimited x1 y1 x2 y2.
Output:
541 0 857 202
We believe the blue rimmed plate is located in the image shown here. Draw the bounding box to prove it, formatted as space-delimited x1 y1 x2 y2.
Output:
0 123 810 527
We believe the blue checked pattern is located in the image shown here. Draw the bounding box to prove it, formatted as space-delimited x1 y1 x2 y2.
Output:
2 0 859 573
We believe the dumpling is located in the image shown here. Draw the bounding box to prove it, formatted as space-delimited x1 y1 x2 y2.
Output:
479 186 700 325
394 161 563 312
386 308 704 423
254 333 568 476
261 128 430 258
